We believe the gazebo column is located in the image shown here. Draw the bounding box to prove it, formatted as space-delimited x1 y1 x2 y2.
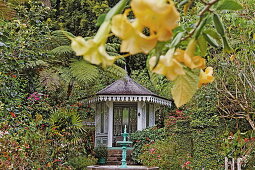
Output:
106 101 113 147
149 104 155 127
137 101 145 131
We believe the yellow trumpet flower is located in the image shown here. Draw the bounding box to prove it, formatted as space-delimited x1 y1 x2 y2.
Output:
149 48 185 81
131 0 180 41
71 21 118 67
111 10 158 54
198 67 215 87
183 39 206 69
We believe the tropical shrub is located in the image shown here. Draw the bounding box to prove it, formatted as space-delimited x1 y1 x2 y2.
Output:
130 127 166 163
94 145 108 159
68 155 97 169
139 137 191 169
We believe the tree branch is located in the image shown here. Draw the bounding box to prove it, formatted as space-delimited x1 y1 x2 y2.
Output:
181 0 220 41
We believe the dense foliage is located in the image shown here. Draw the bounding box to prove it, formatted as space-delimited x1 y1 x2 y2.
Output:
0 0 254 169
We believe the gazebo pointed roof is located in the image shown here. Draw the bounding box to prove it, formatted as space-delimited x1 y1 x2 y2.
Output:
89 76 172 106
97 76 155 96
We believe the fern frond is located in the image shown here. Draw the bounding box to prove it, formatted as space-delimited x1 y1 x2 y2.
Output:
70 60 99 83
115 58 126 66
106 43 120 53
57 67 73 83
8 0 28 4
104 64 126 79
50 30 75 46
26 60 49 68
39 69 61 91
0 1 16 20
51 45 74 57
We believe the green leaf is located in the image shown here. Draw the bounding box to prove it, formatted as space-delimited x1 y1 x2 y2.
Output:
213 13 225 36
203 29 221 43
197 35 207 56
217 0 243 11
222 36 233 53
194 17 208 40
203 33 219 48
105 0 130 21
96 14 106 26
168 32 184 48
171 69 199 107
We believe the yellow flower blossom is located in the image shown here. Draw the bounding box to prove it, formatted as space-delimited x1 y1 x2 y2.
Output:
131 0 180 41
182 39 206 69
71 21 118 67
230 55 235 61
111 10 158 54
149 48 185 81
198 67 215 87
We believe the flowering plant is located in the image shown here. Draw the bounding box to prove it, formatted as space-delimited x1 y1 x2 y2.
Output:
70 0 242 107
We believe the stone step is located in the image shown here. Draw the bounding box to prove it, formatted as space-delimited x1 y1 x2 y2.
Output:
106 149 134 165
108 153 122 157
106 161 121 165
106 161 135 165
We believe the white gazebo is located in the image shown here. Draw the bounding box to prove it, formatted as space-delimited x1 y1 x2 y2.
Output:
88 76 172 147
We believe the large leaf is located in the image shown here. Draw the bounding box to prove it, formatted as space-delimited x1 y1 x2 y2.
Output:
217 0 243 11
203 33 220 48
171 69 199 107
197 35 207 56
203 29 221 43
70 60 99 83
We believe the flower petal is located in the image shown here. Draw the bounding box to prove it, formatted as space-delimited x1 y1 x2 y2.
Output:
111 11 157 54
184 39 206 69
131 0 180 41
198 67 215 87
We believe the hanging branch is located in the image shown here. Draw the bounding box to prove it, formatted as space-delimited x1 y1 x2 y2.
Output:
181 0 220 41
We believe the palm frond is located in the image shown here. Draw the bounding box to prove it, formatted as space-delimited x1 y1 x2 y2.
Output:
70 60 99 83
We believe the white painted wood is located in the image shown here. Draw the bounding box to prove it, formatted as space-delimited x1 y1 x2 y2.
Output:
137 102 143 131
237 158 241 170
141 102 146 129
104 102 109 134
225 157 228 170
107 101 113 147
88 95 172 107
95 103 101 135
95 103 100 147
149 103 155 127
231 158 235 170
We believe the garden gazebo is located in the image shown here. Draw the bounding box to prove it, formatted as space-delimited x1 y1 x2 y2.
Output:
89 76 172 147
